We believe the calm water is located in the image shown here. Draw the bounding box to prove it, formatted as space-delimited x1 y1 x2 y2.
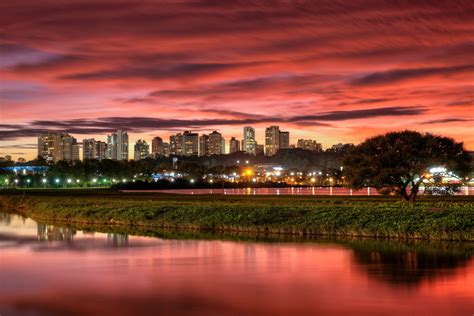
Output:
125 186 474 196
1 212 474 315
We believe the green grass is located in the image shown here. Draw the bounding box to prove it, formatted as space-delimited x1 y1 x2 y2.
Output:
1 189 474 241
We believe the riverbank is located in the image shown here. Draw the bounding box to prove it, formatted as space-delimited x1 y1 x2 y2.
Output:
1 189 473 241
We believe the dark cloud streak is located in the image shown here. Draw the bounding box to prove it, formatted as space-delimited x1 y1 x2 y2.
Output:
0 106 426 140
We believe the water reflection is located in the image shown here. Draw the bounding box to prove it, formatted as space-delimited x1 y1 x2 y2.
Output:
37 223 77 242
1 211 473 315
347 239 473 286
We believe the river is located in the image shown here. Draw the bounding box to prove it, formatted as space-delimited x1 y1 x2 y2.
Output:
0 211 473 315
122 186 474 195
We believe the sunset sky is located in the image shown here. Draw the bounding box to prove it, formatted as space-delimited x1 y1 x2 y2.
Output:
1 0 473 159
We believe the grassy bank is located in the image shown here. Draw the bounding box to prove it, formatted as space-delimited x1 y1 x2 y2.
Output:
1 189 474 241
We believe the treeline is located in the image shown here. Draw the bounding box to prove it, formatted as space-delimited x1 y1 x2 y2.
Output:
2 148 351 177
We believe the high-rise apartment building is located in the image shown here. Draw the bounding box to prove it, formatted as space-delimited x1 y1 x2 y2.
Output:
297 139 322 152
83 138 107 160
279 131 290 149
171 131 199 156
38 133 79 163
170 134 184 156
242 126 256 155
95 141 107 160
151 136 164 158
183 131 199 156
209 131 224 155
38 133 57 163
162 142 170 157
229 137 240 153
265 126 290 156
220 138 226 155
199 134 209 156
265 126 280 156
200 131 225 156
134 139 150 160
106 130 129 160
83 138 96 160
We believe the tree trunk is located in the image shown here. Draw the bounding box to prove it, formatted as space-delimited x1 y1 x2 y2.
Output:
408 181 421 203
399 181 410 201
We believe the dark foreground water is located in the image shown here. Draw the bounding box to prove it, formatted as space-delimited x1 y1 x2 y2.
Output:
1 212 473 316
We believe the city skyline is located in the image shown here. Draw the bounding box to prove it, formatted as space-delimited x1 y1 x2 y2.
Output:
1 1 473 159
31 126 332 162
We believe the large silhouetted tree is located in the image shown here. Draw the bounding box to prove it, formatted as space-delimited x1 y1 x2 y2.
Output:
342 131 471 202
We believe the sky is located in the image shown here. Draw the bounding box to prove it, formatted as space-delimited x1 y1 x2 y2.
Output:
1 0 473 160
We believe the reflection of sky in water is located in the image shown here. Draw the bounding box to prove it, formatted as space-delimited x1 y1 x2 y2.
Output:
0 211 473 316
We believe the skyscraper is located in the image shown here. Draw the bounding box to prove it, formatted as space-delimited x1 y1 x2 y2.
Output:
265 126 280 156
83 138 96 160
162 142 170 157
199 134 209 156
83 138 107 160
38 133 57 163
151 136 164 158
171 131 199 156
94 141 107 160
209 131 224 155
170 133 184 156
229 137 240 153
279 131 290 149
134 139 150 160
183 131 199 156
265 126 289 156
106 130 129 160
38 132 79 163
243 126 256 155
